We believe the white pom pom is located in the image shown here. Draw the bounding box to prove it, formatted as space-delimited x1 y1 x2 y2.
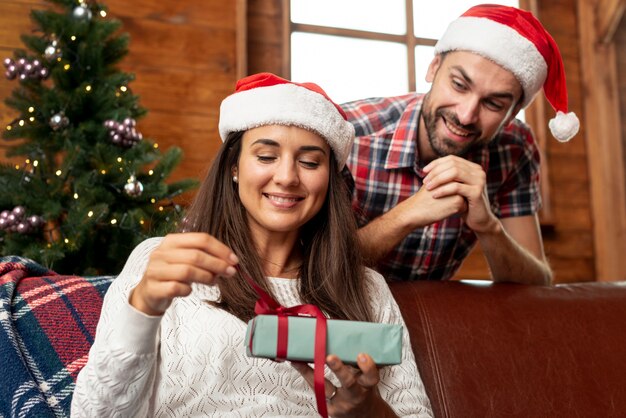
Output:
548 111 580 142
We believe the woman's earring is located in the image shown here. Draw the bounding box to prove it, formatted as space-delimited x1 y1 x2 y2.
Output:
232 175 238 183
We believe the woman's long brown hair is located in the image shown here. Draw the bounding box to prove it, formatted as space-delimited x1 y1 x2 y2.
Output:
180 131 373 323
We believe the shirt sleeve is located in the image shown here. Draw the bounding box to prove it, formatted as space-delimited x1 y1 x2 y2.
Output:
364 268 434 418
71 238 164 418
491 120 542 218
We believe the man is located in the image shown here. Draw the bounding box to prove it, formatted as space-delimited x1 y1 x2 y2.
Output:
342 4 579 284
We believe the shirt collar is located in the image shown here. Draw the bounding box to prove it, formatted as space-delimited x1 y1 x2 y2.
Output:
383 93 422 170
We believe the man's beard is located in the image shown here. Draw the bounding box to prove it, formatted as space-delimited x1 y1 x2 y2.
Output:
421 94 485 158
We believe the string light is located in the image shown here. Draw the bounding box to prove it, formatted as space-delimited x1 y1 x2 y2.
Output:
158 206 164 211
6 125 12 131
153 143 159 149
100 169 106 174
117 157 123 163
100 10 107 17
110 219 117 225
25 159 30 164
148 170 154 175
55 170 62 176
71 36 77 41
73 193 79 199
64 238 69 244
18 120 25 126
139 219 145 225
28 107 34 113
85 85 92 92
33 160 39 167
29 117 35 122
150 198 156 203
87 211 94 217
64 64 71 71
14 165 19 170
119 86 127 92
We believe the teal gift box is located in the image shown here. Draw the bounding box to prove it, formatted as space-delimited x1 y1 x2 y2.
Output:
244 315 403 366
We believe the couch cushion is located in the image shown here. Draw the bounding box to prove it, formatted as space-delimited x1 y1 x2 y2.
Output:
390 280 626 418
0 256 114 418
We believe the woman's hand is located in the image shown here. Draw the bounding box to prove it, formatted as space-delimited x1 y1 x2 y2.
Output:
292 353 399 418
130 233 239 315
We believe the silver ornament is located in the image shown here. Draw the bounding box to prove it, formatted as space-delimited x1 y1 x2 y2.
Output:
73 4 93 20
49 112 69 131
44 41 61 61
124 176 144 197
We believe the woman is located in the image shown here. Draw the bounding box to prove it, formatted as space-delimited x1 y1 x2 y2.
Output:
71 73 433 417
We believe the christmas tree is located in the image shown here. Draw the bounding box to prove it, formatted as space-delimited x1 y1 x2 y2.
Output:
0 0 198 275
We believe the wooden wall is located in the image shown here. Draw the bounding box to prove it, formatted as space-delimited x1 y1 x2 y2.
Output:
618 16 626 201
0 0 241 196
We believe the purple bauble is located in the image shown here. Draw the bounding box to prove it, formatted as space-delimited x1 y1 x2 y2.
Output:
0 210 9 219
16 222 29 234
12 206 26 218
6 213 17 225
0 218 7 230
111 134 122 144
104 120 116 129
28 215 43 228
3 58 13 68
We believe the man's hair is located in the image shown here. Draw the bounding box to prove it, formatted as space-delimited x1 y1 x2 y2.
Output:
180 131 373 323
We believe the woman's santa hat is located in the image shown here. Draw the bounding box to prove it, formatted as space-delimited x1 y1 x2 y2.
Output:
435 4 579 142
219 72 355 167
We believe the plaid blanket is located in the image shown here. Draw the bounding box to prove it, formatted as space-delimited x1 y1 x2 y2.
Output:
0 256 114 418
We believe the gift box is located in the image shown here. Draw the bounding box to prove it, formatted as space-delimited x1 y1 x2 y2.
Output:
244 315 402 366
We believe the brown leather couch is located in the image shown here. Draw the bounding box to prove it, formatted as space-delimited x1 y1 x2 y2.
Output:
389 280 626 418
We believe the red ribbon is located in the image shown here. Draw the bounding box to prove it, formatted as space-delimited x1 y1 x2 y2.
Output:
237 266 329 418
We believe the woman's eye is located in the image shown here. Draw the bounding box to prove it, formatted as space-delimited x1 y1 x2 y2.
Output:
257 155 276 163
300 160 320 169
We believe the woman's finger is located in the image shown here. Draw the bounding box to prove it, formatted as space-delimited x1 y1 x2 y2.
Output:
354 353 380 388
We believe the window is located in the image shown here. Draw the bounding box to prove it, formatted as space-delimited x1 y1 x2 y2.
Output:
287 0 521 103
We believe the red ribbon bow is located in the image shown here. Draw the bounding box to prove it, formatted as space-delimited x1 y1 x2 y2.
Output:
238 266 330 418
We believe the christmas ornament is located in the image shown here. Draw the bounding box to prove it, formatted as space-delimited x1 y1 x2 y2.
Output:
104 118 143 147
124 175 144 197
0 206 44 234
3 57 49 81
44 40 62 61
73 4 93 20
49 112 69 131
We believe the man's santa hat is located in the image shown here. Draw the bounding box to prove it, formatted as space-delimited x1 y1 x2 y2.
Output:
219 72 355 167
435 4 579 142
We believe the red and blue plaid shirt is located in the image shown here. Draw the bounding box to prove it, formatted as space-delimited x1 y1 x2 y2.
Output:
341 93 541 281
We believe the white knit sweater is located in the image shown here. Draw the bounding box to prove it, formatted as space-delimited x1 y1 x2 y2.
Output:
71 237 433 417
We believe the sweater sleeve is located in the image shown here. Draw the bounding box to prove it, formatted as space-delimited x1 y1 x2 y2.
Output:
364 268 433 418
71 238 164 418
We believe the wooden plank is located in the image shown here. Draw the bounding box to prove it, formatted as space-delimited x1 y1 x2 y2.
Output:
577 0 626 281
115 16 236 71
118 66 233 114
106 0 235 29
595 0 626 43
0 2 43 49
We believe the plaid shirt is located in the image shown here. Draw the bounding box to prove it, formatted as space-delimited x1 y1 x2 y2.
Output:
342 93 541 281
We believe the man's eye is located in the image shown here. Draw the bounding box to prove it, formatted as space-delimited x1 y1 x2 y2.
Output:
452 79 466 90
484 100 504 111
